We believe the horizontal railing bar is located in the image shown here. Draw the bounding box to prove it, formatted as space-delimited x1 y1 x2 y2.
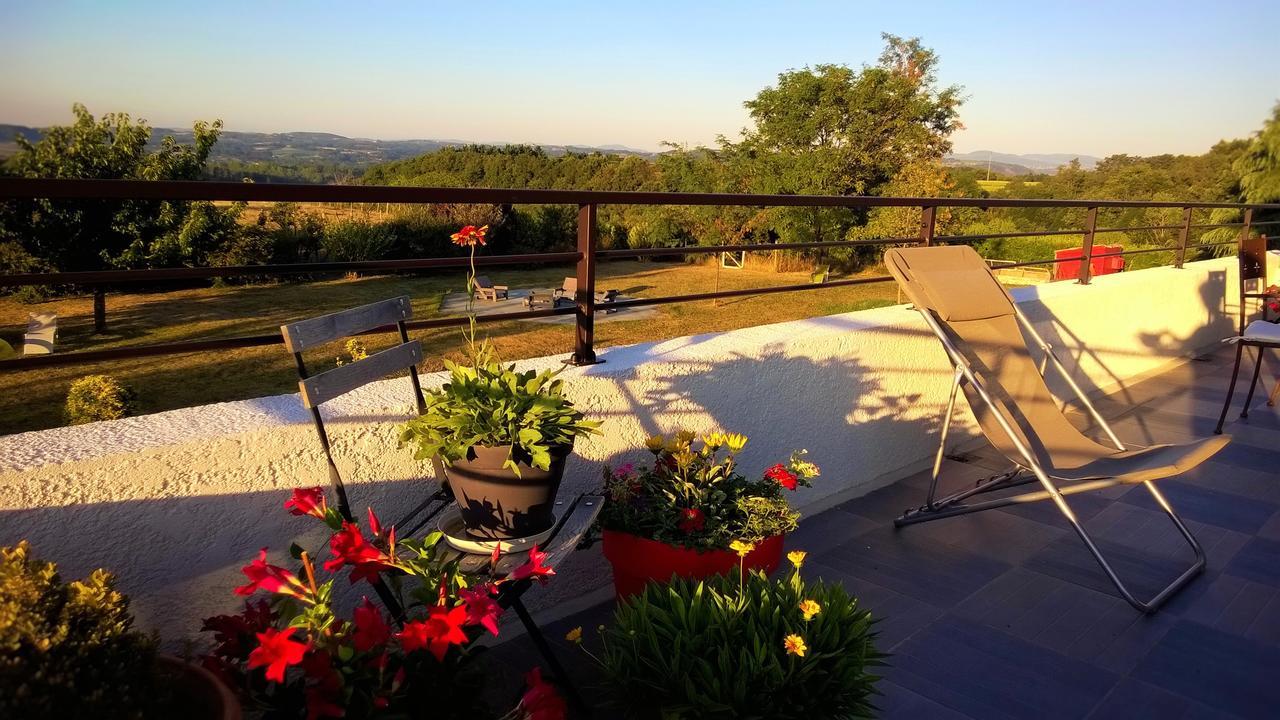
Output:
0 252 582 287
934 229 1084 242
1189 222 1244 229
0 305 575 371
3 178 1280 210
597 238 920 258
1093 224 1184 233
1249 220 1280 227
1185 241 1240 248
606 275 895 309
986 258 1071 269
1091 247 1175 258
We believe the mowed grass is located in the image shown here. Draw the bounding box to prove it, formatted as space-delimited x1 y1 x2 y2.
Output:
0 260 899 436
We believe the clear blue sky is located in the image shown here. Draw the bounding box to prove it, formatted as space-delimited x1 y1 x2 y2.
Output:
2 0 1277 157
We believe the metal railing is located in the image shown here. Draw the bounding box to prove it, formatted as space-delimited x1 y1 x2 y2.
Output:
1 177 1277 372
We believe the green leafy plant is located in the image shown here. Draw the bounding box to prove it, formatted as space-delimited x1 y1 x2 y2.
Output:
65 374 137 424
597 430 819 550
585 551 882 719
0 541 160 719
399 224 599 475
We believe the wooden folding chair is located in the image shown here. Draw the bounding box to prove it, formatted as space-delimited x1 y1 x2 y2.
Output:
1215 234 1279 434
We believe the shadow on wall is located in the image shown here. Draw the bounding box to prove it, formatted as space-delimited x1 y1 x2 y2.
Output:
0 333 956 644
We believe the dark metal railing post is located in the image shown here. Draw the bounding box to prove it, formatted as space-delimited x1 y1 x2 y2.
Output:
1174 207 1192 268
920 205 937 246
1078 207 1098 285
571 203 599 365
93 286 107 333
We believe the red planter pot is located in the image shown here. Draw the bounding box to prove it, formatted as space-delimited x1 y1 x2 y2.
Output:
601 530 786 599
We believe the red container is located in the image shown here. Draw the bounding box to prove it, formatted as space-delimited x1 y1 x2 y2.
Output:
601 530 786 599
1054 245 1124 281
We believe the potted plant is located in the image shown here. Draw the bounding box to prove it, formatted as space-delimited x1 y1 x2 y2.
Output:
201 487 565 719
596 430 819 598
0 541 240 720
571 550 883 719
400 224 600 539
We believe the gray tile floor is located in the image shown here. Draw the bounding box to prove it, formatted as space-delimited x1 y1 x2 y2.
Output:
492 346 1280 719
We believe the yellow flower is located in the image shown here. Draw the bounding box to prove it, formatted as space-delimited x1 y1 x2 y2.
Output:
675 429 697 445
644 434 666 453
724 433 748 453
729 540 756 558
799 599 822 621
789 449 819 479
787 550 807 569
565 626 583 644
783 634 808 657
702 431 728 449
673 447 697 469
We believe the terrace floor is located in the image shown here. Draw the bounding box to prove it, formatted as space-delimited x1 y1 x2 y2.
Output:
491 344 1280 719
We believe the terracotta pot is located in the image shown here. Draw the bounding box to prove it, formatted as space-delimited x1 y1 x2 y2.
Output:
601 530 786 599
156 655 241 720
445 443 570 540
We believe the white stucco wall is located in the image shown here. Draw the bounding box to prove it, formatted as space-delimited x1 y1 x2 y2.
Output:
0 256 1258 643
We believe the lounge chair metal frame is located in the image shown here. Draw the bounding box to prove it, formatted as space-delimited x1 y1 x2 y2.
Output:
891 250 1209 613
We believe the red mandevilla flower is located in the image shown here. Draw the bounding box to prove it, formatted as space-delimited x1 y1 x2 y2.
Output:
398 604 469 662
521 666 568 720
678 507 706 533
234 548 311 600
284 486 328 519
351 597 392 652
449 224 489 247
324 522 393 584
247 627 310 683
508 545 555 584
459 583 503 637
764 463 799 491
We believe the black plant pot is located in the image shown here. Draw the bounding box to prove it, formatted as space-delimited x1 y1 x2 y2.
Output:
444 443 571 540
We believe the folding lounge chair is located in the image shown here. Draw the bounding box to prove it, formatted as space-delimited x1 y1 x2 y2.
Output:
886 245 1229 612
553 277 577 307
473 275 508 302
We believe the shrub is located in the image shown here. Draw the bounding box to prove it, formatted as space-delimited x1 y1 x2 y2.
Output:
65 374 136 424
321 218 399 263
597 554 883 719
0 541 159 719
597 431 819 550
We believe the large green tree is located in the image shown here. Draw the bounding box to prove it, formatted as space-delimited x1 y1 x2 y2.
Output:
0 104 234 273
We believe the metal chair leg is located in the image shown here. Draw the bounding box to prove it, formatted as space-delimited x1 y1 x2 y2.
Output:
511 596 591 718
1241 346 1265 418
1215 343 1246 434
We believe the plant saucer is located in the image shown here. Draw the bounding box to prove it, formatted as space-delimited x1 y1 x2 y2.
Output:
436 506 555 556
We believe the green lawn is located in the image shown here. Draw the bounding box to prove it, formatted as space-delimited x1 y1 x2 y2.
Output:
0 260 900 436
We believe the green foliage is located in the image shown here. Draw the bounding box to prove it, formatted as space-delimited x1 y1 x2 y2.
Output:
0 541 159 719
598 431 818 550
399 343 601 474
599 562 883 719
65 374 136 425
0 103 225 274
321 218 399 262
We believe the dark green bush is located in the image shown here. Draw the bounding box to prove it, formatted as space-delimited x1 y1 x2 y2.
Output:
0 541 159 719
65 374 137 424
321 218 399 263
600 558 883 719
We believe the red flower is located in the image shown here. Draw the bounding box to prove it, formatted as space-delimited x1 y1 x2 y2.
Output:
450 224 489 247
234 548 311 600
367 506 383 538
305 687 345 720
284 487 328 519
460 583 503 636
398 604 469 661
247 627 309 683
678 507 706 533
521 667 567 720
324 522 393 583
765 463 799 491
508 545 555 584
352 597 392 652
201 599 276 659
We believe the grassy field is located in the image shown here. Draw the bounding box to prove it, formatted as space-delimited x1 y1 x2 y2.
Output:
0 260 901 436
976 179 1042 192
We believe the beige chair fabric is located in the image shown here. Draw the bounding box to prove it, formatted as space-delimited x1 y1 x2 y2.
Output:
885 245 1228 482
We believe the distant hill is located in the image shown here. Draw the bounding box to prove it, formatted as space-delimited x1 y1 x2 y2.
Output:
944 150 1100 175
0 123 654 167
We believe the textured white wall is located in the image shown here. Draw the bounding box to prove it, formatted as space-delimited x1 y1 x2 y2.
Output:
0 256 1254 643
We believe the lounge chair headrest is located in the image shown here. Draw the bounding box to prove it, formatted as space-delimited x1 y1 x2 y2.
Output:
885 246 1014 322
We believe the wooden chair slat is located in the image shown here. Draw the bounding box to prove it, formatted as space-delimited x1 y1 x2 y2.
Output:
299 340 423 408
281 296 413 353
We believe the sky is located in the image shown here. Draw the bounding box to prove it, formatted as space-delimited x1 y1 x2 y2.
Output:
2 0 1278 158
